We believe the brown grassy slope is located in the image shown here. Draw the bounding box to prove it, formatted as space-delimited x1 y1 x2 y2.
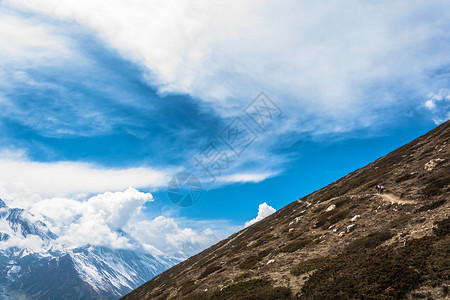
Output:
123 120 450 300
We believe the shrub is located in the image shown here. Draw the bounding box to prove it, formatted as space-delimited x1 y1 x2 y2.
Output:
198 265 223 280
234 272 251 282
328 211 349 226
345 230 395 252
210 279 291 300
301 236 437 299
334 197 351 208
257 247 274 260
416 199 447 212
315 209 349 229
183 293 210 300
290 256 333 276
422 176 450 197
389 214 411 228
426 236 450 287
239 247 274 269
253 234 276 248
433 217 450 237
279 238 316 253
395 173 417 183
180 280 197 295
239 255 259 269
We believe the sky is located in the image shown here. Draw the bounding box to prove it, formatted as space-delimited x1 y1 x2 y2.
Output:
0 0 449 259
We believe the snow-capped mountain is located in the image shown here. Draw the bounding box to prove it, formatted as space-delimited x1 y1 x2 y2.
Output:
0 199 178 299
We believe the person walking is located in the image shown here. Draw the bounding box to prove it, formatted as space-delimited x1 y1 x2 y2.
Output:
380 185 384 194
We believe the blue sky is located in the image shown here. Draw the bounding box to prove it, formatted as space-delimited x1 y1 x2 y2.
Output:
0 0 449 257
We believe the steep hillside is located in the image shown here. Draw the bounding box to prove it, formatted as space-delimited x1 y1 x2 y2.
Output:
123 121 450 300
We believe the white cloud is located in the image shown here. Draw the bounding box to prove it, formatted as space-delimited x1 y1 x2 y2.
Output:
424 100 436 110
423 89 450 124
0 12 69 62
17 188 226 258
129 216 218 258
26 188 151 250
245 202 276 227
0 153 178 199
8 0 450 134
217 172 280 185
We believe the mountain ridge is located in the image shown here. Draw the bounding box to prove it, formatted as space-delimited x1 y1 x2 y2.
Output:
123 120 450 299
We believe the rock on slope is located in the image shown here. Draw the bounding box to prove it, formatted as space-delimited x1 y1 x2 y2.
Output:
123 120 450 300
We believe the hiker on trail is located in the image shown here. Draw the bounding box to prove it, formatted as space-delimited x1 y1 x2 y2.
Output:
380 185 384 194
376 185 380 194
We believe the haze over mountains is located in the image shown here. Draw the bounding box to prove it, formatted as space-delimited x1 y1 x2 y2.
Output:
124 121 449 299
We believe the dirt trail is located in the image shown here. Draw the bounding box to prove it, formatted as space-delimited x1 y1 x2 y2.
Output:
378 193 417 205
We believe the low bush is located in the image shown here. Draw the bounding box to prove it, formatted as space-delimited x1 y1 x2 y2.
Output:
239 247 274 269
426 236 450 287
389 214 411 228
301 236 442 299
258 247 274 259
415 199 446 212
253 234 277 248
210 279 291 300
239 255 259 269
279 238 317 253
328 211 349 226
334 197 352 208
395 173 417 183
316 210 349 230
233 272 251 282
422 176 450 197
290 256 333 276
345 230 395 252
301 214 449 298
180 280 197 295
198 265 222 280
433 216 450 237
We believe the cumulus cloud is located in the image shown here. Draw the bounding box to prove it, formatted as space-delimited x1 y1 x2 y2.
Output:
21 188 225 258
27 188 150 250
129 216 218 257
8 0 450 135
245 202 276 227
423 89 450 124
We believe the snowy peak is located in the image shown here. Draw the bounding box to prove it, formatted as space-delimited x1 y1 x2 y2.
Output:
0 201 57 249
69 245 178 297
